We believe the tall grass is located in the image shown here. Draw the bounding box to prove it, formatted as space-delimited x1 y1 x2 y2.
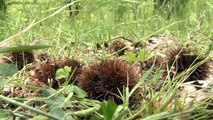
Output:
0 0 6 19
1 0 212 48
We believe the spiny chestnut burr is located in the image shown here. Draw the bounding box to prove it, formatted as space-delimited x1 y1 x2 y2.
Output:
56 57 81 84
28 58 81 89
77 59 141 104
109 40 130 56
1 51 35 70
141 55 166 70
166 47 210 82
28 60 57 88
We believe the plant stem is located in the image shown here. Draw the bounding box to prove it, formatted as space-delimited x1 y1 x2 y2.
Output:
0 95 60 120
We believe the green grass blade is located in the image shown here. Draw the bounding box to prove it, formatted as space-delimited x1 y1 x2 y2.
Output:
0 45 54 53
141 112 169 120
0 95 60 120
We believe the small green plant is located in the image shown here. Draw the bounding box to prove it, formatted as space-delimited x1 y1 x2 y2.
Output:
91 100 128 120
55 66 71 80
55 65 78 86
0 63 18 77
125 50 153 62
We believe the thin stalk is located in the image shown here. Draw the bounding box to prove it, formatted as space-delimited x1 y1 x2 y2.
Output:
0 95 60 120
65 104 100 117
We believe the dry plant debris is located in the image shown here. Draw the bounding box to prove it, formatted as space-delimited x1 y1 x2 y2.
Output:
35 52 52 61
144 34 178 52
95 36 142 56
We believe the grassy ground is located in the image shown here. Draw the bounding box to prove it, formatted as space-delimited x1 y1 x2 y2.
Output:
0 0 213 120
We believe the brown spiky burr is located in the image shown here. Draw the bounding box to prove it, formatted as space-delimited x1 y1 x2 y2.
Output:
56 57 81 84
141 55 166 70
1 51 35 70
166 47 210 82
77 59 141 104
28 58 81 89
28 60 58 88
109 40 129 56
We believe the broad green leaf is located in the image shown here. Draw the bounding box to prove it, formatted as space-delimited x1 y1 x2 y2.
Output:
91 115 102 120
0 45 53 54
98 101 118 120
138 50 145 62
146 52 154 61
138 50 154 62
41 87 55 97
91 101 117 120
42 87 73 109
45 95 71 109
64 116 74 120
0 63 18 77
66 85 87 98
49 107 65 119
55 66 71 80
64 66 71 73
55 69 66 80
125 51 137 61
73 86 87 98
